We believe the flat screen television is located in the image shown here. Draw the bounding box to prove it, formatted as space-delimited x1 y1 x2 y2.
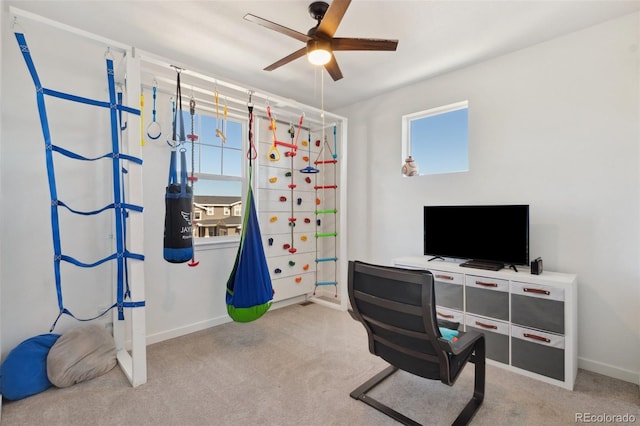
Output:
424 204 529 269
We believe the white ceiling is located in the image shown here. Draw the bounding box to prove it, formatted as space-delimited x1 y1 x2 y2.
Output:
6 0 640 110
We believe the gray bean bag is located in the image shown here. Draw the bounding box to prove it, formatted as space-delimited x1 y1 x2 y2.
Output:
46 324 117 388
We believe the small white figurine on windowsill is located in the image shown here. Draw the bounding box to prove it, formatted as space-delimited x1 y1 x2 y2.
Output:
402 156 419 177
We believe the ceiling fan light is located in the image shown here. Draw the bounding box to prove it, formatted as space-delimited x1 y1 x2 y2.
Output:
307 40 332 66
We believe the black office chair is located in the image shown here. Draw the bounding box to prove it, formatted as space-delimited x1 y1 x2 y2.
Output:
348 260 486 426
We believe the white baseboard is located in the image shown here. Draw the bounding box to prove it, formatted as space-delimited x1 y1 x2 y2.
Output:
145 315 231 346
144 296 310 346
579 357 640 386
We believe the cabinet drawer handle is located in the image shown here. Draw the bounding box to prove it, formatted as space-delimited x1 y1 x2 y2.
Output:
435 274 454 281
523 332 551 343
474 321 497 330
437 311 454 319
475 281 497 287
524 288 550 295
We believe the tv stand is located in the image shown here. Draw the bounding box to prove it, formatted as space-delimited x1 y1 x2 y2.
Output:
393 256 577 390
460 259 504 271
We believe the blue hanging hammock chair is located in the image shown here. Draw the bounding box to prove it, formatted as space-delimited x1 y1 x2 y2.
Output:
226 99 273 322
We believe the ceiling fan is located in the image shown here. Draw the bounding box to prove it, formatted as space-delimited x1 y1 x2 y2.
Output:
244 0 398 81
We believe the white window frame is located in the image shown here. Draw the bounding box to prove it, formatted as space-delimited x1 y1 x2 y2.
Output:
401 100 469 176
188 112 247 249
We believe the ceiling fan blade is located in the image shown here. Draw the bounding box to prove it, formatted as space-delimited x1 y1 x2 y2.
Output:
244 13 311 43
317 0 352 38
331 38 399 51
324 55 343 81
264 47 308 71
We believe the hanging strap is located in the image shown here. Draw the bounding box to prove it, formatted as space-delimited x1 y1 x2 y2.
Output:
247 92 257 165
172 69 185 145
167 69 189 195
167 148 188 192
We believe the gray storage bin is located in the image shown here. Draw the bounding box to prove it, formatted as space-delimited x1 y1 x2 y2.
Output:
466 315 509 364
511 282 565 334
430 270 464 311
511 325 565 381
465 275 509 321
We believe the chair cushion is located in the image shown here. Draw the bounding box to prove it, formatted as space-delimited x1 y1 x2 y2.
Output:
0 333 61 400
439 327 459 341
47 324 116 388
437 318 460 331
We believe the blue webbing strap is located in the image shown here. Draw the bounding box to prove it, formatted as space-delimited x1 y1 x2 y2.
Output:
16 32 66 313
14 32 145 327
57 200 143 216
43 87 139 115
52 145 142 165
168 150 178 185
180 147 188 193
107 57 130 321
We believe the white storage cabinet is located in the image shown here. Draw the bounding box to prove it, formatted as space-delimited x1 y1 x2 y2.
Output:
393 256 578 390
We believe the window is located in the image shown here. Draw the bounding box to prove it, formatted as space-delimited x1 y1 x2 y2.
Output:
402 101 469 176
233 205 241 216
180 111 245 239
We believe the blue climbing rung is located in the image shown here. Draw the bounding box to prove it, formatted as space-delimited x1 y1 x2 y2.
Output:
315 281 338 286
316 257 338 263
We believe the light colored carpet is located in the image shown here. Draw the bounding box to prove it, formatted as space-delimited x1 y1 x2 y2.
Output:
1 302 638 425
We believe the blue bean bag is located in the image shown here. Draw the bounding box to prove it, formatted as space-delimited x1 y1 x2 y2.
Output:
0 333 60 400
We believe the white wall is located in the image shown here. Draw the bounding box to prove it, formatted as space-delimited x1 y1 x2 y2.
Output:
0 15 243 355
338 12 640 383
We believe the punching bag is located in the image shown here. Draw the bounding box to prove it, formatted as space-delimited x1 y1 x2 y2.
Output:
163 149 193 263
163 69 193 263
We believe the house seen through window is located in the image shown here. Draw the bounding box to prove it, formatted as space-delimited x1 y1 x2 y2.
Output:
402 101 469 176
181 110 245 239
